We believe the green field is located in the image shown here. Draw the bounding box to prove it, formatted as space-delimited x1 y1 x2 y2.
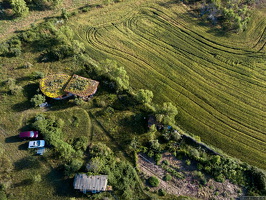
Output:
68 0 266 168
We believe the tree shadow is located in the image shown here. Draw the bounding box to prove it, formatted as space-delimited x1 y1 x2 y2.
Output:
14 156 42 171
118 113 146 135
5 135 21 143
23 83 39 98
12 101 32 112
12 179 33 188
44 166 84 198
18 142 29 151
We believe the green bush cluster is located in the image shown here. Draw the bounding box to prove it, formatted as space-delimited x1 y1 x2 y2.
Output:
30 94 46 107
87 143 142 200
20 22 85 61
148 176 159 187
6 78 23 95
0 37 22 57
32 114 81 161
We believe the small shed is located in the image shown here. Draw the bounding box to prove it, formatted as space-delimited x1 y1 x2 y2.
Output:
73 174 108 194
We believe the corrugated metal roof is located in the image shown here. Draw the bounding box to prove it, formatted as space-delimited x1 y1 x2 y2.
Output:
73 174 108 192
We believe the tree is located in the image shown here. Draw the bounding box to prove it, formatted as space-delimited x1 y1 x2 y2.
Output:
135 89 153 104
155 102 178 124
148 176 159 187
30 94 46 107
99 59 129 92
10 0 29 17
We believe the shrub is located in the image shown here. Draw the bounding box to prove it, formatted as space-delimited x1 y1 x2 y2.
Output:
185 159 191 166
73 96 84 106
64 159 83 176
154 153 162 164
73 136 88 151
32 174 42 183
135 89 153 104
32 71 45 79
162 160 169 165
9 85 23 95
158 188 166 196
30 94 46 107
148 176 159 187
164 174 172 181
0 191 7 200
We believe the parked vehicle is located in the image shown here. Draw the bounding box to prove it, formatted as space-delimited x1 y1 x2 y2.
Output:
28 140 45 148
19 131 39 139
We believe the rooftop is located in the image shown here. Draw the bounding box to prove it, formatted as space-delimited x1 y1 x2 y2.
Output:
73 174 108 193
40 74 99 99
64 74 99 97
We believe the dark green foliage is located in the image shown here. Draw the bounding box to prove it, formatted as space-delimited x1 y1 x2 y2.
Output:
32 114 78 161
6 78 22 95
64 159 84 176
31 71 45 79
19 23 85 61
30 94 46 107
158 188 166 196
73 96 84 106
154 153 162 164
73 136 89 151
0 191 7 200
197 0 251 32
86 157 104 173
248 167 266 195
148 176 159 187
99 59 129 92
10 0 29 17
135 89 153 104
154 102 178 125
164 174 172 181
88 143 141 199
0 37 22 57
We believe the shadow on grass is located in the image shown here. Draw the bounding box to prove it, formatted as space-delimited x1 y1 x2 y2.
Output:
44 167 85 198
12 101 32 112
18 142 29 151
14 156 42 171
23 83 39 98
5 135 21 143
12 179 33 188
118 113 146 135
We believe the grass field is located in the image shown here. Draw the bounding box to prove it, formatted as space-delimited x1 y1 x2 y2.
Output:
68 0 266 169
0 105 92 199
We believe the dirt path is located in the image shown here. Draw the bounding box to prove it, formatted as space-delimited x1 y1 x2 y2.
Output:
0 0 88 41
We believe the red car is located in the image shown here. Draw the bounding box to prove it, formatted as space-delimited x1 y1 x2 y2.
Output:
19 131 39 139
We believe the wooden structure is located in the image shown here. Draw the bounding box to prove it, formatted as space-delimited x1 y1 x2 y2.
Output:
40 74 99 100
73 174 108 194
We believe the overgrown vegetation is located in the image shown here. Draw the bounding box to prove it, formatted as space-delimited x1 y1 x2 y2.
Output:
0 0 265 199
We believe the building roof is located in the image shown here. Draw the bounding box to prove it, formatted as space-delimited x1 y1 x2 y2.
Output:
64 74 99 97
40 74 99 99
73 174 108 192
39 74 71 98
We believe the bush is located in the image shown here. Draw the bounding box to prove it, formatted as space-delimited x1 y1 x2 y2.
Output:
32 174 42 183
73 136 88 151
30 94 46 107
148 176 159 187
73 96 84 106
158 188 166 196
64 159 84 176
162 160 169 165
164 174 172 181
32 71 44 79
